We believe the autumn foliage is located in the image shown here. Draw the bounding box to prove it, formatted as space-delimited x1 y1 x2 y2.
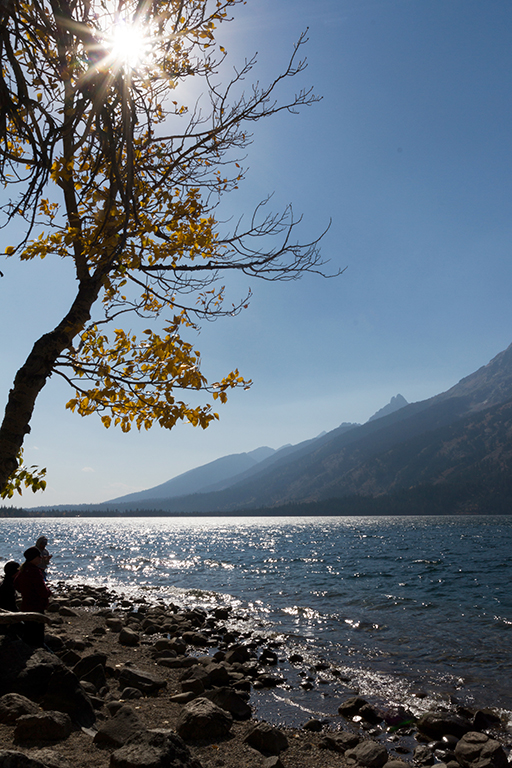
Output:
0 0 327 497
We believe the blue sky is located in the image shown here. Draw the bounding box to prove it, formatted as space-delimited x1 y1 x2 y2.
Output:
2 0 512 506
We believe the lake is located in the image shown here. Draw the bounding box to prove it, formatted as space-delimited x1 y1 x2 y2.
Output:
2 515 511 726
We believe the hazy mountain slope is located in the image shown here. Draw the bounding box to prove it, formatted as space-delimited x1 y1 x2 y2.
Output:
105 396 401 507
197 423 359 494
109 342 512 513
317 395 512 499
107 446 275 503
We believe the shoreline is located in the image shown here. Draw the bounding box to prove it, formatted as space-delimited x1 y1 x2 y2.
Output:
1 583 511 768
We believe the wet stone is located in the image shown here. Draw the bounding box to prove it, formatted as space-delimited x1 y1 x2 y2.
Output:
345 740 388 768
454 731 508 768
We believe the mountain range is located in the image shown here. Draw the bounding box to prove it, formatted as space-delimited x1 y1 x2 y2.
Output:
101 342 512 515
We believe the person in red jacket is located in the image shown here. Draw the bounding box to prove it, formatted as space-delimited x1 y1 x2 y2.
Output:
14 547 51 646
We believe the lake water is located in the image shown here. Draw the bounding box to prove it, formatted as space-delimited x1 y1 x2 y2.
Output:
2 515 511 727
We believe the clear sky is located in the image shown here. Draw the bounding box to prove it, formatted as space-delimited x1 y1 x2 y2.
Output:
2 0 512 507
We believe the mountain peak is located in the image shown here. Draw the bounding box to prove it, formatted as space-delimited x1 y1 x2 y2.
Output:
368 394 408 423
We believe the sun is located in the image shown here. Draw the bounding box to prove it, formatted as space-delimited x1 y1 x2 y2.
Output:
103 19 155 72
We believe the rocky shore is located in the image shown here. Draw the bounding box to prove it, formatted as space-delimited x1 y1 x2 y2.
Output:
0 583 511 768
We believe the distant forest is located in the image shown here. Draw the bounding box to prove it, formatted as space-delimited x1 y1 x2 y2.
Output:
2 467 512 517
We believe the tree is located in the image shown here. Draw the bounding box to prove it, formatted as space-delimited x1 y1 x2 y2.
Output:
0 0 330 498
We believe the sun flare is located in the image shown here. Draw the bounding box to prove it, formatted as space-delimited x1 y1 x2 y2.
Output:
104 20 155 72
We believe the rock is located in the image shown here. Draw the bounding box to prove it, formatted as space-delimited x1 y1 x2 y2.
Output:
58 651 81 668
381 705 415 728
79 664 107 692
16 650 62 699
118 628 139 647
289 653 304 664
319 735 345 752
14 711 73 742
180 679 204 695
73 654 108 679
319 731 361 752
169 693 197 704
417 712 472 739
106 618 123 632
59 607 78 617
338 696 368 718
202 663 229 687
110 729 202 768
213 608 230 620
255 674 284 688
359 703 382 724
262 757 285 768
152 657 197 670
223 645 252 664
473 711 501 731
93 705 144 748
181 632 208 647
345 740 388 768
413 745 434 765
203 688 251 720
40 666 96 728
303 718 323 732
117 667 166 696
337 731 362 749
79 682 96 696
0 751 52 768
176 698 233 742
28 749 71 768
119 688 143 700
179 667 211 690
0 694 40 724
454 732 508 768
43 636 66 653
383 762 409 768
244 723 289 755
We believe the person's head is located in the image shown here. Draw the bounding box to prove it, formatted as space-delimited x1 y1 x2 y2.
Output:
23 547 43 564
36 536 48 550
3 561 20 578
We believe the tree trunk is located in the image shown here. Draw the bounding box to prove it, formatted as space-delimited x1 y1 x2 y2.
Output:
0 277 103 493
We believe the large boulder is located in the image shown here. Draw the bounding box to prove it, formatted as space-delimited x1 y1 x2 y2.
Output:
40 666 95 728
454 732 508 768
14 711 73 743
110 729 202 768
0 641 95 729
15 651 62 699
0 694 40 724
176 698 232 742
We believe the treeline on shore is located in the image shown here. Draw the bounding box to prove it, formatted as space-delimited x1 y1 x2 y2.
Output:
2 468 512 518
